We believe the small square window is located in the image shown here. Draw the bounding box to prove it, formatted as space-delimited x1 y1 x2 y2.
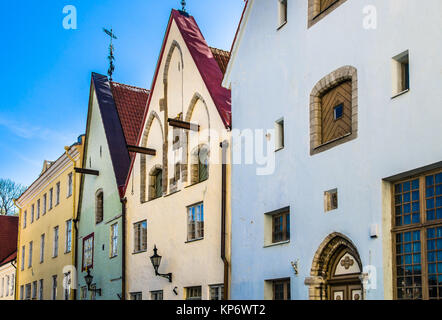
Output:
264 206 290 246
275 119 284 151
392 51 410 97
333 104 343 120
324 189 338 212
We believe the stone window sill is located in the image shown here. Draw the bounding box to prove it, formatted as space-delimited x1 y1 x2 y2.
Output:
277 21 287 31
263 240 290 248
132 249 147 255
185 238 204 244
391 89 409 99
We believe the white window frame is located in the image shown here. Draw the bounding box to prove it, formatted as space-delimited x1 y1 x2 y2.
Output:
23 210 27 228
43 194 47 215
65 220 72 253
28 241 33 268
209 284 224 300
275 118 284 151
187 202 204 241
49 188 53 210
133 220 147 253
53 226 59 257
40 234 45 263
67 173 73 198
110 223 118 258
21 245 25 270
56 182 60 205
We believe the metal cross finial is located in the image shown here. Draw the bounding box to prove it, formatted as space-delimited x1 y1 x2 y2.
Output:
181 0 186 12
103 27 118 81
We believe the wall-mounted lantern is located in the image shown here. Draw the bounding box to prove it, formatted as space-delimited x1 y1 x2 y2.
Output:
150 245 172 282
84 269 102 296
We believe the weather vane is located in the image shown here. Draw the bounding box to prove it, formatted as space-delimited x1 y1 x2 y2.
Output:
103 27 117 81
181 0 186 12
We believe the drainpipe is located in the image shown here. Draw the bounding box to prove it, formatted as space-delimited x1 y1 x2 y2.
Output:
220 141 229 300
64 146 77 300
120 197 127 300
12 198 22 300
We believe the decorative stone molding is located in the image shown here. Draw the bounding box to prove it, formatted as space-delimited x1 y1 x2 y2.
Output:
310 65 358 155
148 164 163 201
307 0 348 28
306 232 362 300
140 111 164 203
183 93 211 183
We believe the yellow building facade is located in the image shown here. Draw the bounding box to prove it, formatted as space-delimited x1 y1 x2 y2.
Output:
15 136 84 300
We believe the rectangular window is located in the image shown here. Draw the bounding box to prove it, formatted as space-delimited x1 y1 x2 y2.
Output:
31 204 34 223
64 272 71 300
66 220 72 253
90 284 97 300
187 203 204 241
10 274 14 296
333 103 344 120
110 223 118 258
32 281 37 300
392 170 442 300
67 173 73 197
43 194 47 215
275 119 284 151
271 209 290 243
23 210 27 228
56 182 60 206
392 51 410 97
20 285 24 300
325 189 338 212
151 290 163 300
133 220 147 253
278 0 287 28
185 286 202 300
52 275 57 300
49 188 53 210
39 279 43 300
53 226 59 257
40 234 45 263
1 278 3 297
25 283 31 300
82 233 94 270
21 245 25 270
130 292 143 300
37 199 40 220
272 278 291 300
28 241 33 268
210 284 224 300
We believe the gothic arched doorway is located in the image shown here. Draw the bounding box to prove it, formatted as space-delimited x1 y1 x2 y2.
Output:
305 233 363 300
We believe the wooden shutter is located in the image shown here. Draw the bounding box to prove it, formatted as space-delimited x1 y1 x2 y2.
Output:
321 80 352 144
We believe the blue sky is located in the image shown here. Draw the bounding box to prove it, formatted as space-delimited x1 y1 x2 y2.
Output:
0 0 244 187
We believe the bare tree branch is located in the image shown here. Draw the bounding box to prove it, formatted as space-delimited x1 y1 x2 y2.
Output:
0 179 26 215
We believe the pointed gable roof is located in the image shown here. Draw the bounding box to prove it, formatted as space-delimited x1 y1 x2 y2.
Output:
110 81 150 147
123 9 232 196
90 73 149 197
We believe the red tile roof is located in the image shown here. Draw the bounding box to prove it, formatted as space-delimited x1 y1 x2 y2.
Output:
0 251 16 266
110 82 150 148
0 216 18 265
210 47 231 76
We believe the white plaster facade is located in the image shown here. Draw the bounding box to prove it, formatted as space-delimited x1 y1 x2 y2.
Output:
125 11 231 300
224 0 442 300
0 262 16 300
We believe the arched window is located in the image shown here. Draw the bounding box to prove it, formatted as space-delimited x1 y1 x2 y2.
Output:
148 166 163 201
191 145 209 184
95 190 103 224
